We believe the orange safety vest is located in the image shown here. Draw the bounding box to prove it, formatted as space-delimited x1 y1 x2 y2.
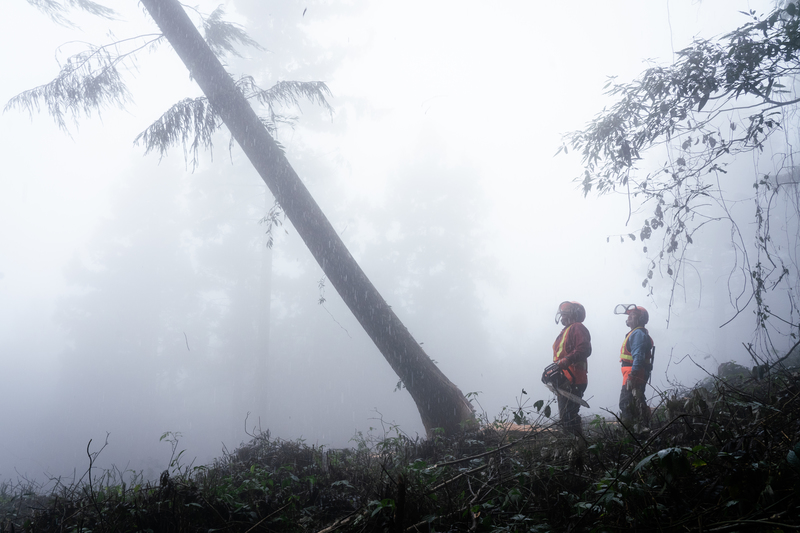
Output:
553 323 588 385
620 327 654 366
553 324 572 362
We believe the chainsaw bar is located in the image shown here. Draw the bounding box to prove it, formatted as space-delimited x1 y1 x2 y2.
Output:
545 383 590 409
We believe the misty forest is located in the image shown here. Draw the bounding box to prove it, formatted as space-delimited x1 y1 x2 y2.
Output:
1 0 800 531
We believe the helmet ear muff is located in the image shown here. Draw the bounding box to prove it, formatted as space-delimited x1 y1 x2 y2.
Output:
571 302 586 323
635 306 649 325
621 305 649 326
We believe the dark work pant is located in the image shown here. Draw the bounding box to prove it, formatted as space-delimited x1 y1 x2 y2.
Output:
557 382 587 437
619 381 650 427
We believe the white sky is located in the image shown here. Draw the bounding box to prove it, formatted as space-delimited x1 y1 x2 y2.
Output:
0 0 778 479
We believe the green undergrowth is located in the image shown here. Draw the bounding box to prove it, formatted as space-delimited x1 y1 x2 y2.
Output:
2 367 800 532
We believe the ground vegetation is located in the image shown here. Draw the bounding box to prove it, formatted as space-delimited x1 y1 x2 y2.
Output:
2 355 799 532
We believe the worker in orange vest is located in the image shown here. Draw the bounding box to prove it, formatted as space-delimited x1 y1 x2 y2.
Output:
551 301 592 437
615 304 655 427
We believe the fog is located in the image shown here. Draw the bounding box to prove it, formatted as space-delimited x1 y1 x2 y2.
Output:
0 0 789 482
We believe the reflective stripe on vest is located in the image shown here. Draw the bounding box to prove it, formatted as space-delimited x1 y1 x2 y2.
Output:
620 327 640 363
554 324 574 362
620 327 652 364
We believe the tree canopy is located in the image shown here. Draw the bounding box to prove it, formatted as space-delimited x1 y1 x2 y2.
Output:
562 2 800 356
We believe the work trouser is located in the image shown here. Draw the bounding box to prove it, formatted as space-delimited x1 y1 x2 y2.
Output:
619 366 650 427
557 382 587 437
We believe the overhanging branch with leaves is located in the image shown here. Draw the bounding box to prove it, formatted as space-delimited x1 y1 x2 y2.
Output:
561 2 800 351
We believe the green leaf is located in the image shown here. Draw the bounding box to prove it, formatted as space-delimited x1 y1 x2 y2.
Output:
411 459 428 471
633 451 659 473
657 447 692 478
788 446 800 471
697 92 710 111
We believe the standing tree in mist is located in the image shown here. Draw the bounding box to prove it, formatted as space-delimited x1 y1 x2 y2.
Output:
8 0 474 435
561 2 800 357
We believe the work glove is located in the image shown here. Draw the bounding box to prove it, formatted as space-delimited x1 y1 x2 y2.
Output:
557 357 571 369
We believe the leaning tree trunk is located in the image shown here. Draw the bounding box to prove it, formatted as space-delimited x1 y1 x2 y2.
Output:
139 0 474 436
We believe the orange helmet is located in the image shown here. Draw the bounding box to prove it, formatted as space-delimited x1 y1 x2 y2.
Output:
614 304 649 326
555 301 586 324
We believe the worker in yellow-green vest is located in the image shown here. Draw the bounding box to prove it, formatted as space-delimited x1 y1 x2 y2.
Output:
551 301 591 437
615 304 655 428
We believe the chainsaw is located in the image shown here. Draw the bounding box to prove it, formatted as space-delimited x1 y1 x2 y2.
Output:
541 363 590 408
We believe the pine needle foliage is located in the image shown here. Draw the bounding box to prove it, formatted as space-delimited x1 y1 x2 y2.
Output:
25 0 116 27
3 43 138 132
239 78 334 115
7 3 326 138
133 77 333 170
201 5 263 58
133 95 219 168
9 3 332 172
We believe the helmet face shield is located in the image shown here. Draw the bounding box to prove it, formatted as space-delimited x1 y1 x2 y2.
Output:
614 304 637 315
615 304 649 325
556 301 586 324
555 303 566 324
